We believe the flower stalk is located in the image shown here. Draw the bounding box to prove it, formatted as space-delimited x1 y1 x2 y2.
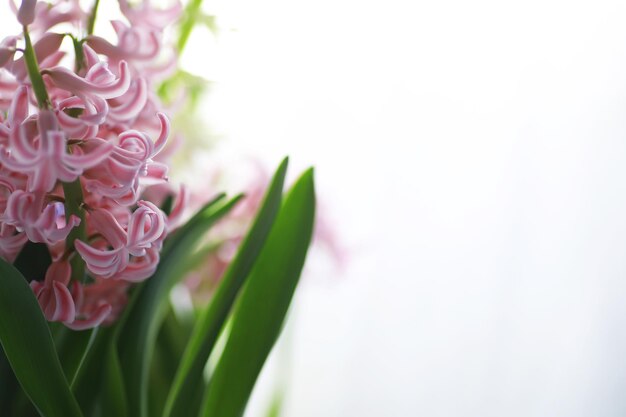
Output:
22 25 50 109
62 180 87 282
86 0 100 36
22 22 87 282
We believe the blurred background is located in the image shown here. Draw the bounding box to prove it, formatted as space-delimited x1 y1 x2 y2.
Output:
6 0 626 415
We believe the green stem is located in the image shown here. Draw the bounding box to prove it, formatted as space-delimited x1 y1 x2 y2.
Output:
22 26 50 109
177 0 204 54
22 24 88 282
71 35 85 73
62 180 87 282
86 0 100 36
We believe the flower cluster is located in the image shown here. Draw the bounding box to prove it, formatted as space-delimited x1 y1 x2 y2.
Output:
0 0 184 329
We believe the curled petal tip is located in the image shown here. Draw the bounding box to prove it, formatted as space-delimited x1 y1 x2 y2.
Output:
154 112 170 153
66 304 112 330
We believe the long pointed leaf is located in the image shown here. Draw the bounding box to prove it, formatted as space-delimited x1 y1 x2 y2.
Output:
102 342 128 417
117 193 243 417
200 168 316 417
0 345 20 415
0 259 84 417
55 327 98 389
164 157 289 417
72 327 112 415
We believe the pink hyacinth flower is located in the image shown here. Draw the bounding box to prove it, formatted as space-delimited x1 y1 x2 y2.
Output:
76 278 128 325
74 209 129 278
3 190 80 244
31 261 76 323
84 113 169 202
9 33 65 83
65 281 113 330
127 200 166 256
17 0 37 26
0 84 29 143
75 200 166 280
28 0 85 35
0 108 113 192
0 36 17 68
118 0 183 31
43 60 131 100
87 20 161 63
115 246 160 282
0 224 27 263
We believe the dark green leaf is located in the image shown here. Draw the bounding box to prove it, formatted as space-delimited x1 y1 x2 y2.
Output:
101 343 128 417
56 327 99 389
0 344 20 414
0 259 84 417
72 327 111 415
200 168 316 417
149 303 196 417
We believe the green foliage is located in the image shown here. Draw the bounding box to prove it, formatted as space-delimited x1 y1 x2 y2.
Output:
117 193 243 417
164 157 289 417
200 168 316 417
0 261 83 417
0 159 316 417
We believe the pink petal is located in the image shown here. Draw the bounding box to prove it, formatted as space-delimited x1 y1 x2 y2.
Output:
43 61 131 99
66 304 112 330
51 281 76 322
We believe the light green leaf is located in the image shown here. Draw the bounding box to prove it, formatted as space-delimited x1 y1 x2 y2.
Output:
200 168 316 417
163 157 289 417
0 259 84 417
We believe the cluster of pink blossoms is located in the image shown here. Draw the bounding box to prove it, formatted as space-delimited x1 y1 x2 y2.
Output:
0 0 185 329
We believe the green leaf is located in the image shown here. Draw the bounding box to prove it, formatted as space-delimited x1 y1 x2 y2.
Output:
149 303 196 417
200 168 316 417
117 193 243 417
0 345 20 414
0 259 84 417
72 327 111 415
163 157 289 417
101 342 128 417
265 390 284 417
56 327 99 389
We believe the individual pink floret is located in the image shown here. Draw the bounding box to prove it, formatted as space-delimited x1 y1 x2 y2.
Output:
3 190 80 245
30 261 76 323
75 200 167 280
84 112 169 203
0 109 113 192
118 0 183 31
43 60 131 100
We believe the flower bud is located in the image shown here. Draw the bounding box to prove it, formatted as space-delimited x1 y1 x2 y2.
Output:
17 0 37 26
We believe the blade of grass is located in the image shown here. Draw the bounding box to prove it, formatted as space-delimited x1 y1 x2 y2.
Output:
163 157 289 417
200 168 316 417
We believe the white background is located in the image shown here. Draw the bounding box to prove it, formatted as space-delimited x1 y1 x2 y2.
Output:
200 1 626 416
6 0 626 416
